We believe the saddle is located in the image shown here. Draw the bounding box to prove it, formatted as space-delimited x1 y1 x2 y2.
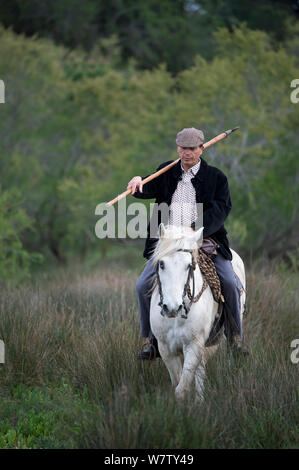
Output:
201 237 219 257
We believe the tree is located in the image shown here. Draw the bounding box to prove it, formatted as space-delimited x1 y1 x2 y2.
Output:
175 25 299 257
1 0 297 74
0 188 40 284
0 24 298 283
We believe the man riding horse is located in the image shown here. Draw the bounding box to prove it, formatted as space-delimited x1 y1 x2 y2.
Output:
127 127 248 359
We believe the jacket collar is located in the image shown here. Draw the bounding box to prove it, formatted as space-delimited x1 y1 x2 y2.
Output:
193 157 207 182
180 159 201 176
172 157 208 182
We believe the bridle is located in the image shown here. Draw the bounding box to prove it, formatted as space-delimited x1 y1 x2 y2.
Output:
156 248 208 319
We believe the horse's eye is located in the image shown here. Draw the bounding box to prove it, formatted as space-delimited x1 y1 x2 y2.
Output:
159 261 165 270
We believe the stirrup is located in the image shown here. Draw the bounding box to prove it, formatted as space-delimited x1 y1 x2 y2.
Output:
137 341 157 360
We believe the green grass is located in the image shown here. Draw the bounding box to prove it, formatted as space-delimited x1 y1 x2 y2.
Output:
0 255 298 449
0 382 88 448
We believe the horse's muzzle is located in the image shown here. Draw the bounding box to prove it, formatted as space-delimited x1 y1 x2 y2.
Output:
160 304 183 318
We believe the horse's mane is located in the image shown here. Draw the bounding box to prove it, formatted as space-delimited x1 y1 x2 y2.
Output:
152 225 200 265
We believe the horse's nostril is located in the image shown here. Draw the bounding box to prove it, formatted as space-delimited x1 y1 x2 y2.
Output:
163 304 169 311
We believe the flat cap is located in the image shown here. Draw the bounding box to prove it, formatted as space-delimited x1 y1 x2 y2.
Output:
176 127 204 147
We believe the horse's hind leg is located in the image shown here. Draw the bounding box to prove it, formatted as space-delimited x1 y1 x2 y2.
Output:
158 343 182 388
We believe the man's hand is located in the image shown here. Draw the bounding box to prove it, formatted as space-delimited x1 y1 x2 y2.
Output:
127 176 143 194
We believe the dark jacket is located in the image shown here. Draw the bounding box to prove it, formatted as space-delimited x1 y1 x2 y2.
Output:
133 158 232 261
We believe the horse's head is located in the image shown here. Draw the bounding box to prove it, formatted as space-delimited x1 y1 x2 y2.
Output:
153 224 204 318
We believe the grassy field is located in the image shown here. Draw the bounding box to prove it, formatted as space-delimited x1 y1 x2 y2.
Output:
0 251 298 449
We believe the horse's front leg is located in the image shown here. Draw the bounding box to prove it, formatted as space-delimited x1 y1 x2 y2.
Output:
175 343 205 401
158 342 183 388
194 360 206 401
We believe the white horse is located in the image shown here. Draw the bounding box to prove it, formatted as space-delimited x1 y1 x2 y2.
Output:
150 224 246 400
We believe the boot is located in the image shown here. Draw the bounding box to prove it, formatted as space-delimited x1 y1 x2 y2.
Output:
137 336 161 361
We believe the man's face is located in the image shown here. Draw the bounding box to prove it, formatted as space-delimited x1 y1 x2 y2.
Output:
177 145 203 170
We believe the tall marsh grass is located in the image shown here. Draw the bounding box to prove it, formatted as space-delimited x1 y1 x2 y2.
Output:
0 260 298 448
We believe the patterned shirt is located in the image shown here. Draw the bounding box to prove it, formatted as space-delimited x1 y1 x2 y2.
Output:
169 160 201 227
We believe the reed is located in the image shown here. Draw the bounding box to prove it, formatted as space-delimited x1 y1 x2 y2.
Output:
0 260 297 448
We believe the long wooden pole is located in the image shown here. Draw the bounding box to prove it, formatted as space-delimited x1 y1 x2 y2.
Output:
106 127 239 206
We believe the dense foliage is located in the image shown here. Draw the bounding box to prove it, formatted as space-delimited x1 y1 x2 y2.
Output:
0 23 298 282
0 0 298 73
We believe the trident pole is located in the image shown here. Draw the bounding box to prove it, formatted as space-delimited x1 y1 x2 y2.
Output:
106 127 239 206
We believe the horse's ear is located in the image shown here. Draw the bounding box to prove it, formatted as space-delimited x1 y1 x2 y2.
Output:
159 223 166 238
193 226 204 246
